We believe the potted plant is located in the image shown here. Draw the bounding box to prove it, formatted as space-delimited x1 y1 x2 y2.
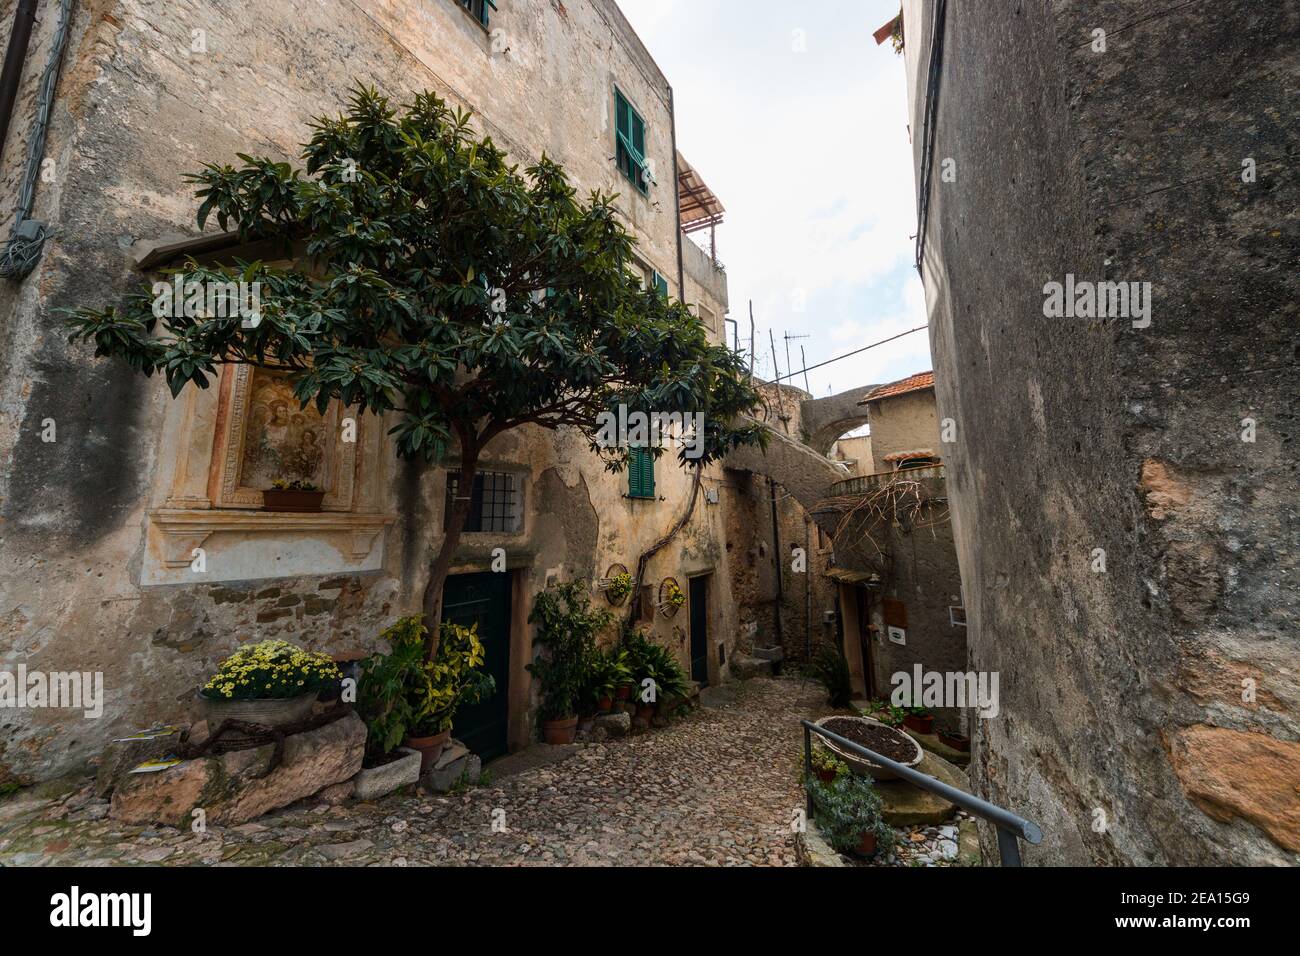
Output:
809 748 848 785
263 478 325 513
658 577 686 617
353 622 427 795
624 630 688 724
878 704 907 728
602 570 633 607
528 581 613 745
585 647 631 714
197 639 340 733
805 772 896 859
937 727 971 752
356 616 495 774
903 706 935 735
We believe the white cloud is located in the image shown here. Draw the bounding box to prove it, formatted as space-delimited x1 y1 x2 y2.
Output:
616 0 927 398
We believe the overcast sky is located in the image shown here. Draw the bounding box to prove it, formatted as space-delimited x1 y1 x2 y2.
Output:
616 0 930 405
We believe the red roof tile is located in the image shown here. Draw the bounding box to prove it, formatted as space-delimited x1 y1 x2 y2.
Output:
861 371 934 404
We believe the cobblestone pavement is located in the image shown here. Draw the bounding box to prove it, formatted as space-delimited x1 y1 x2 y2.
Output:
0 677 838 867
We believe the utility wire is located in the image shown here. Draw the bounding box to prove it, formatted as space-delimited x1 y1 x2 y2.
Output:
771 324 928 384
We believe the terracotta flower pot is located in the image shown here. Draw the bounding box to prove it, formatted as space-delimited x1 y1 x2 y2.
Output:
615 686 632 701
262 488 325 513
815 767 838 784
542 716 579 745
404 729 451 774
938 730 971 752
903 713 935 735
635 702 656 724
854 831 878 858
597 697 614 713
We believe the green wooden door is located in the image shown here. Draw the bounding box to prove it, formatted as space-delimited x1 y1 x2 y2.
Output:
443 571 512 760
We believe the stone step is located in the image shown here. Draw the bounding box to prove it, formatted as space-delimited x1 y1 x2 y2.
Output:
751 645 785 663
874 751 971 827
901 727 971 767
728 654 774 680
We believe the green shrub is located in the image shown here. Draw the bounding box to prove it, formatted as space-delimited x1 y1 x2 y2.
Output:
805 772 896 856
623 630 688 704
528 581 614 721
809 643 853 708
357 616 495 760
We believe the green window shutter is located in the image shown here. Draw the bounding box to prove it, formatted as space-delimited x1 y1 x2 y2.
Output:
653 271 669 298
628 447 656 499
614 88 648 194
631 112 645 160
616 90 631 141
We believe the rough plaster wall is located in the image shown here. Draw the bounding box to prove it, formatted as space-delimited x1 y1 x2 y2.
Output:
866 389 940 473
0 0 724 784
831 435 873 476
909 0 1298 864
681 233 728 346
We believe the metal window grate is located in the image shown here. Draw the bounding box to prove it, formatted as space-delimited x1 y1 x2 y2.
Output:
446 471 520 533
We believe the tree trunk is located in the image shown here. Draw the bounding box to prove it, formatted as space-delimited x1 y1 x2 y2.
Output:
421 447 480 646
625 465 703 628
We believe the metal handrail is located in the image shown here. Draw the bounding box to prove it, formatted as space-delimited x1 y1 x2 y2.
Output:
801 719 1043 866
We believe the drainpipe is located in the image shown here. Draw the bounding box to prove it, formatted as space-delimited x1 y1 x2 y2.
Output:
669 84 685 300
768 476 784 650
0 0 39 161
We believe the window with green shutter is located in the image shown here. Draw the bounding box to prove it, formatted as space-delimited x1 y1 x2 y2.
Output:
627 447 656 500
457 0 496 28
652 270 669 298
615 88 649 195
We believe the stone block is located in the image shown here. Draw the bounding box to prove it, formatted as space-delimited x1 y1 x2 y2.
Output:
94 727 184 799
874 751 971 827
728 654 773 680
594 712 631 738
352 747 421 801
795 821 849 867
420 753 481 793
109 713 365 826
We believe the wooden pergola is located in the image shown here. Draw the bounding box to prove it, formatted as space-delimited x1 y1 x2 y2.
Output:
677 151 725 262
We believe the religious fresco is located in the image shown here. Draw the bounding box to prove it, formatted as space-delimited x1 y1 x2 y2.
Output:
237 371 329 489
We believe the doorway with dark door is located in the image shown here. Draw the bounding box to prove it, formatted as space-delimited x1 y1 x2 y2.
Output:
688 575 710 686
442 571 512 761
856 585 876 699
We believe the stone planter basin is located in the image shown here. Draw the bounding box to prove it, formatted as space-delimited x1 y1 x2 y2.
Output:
195 692 316 733
813 715 924 781
352 747 422 801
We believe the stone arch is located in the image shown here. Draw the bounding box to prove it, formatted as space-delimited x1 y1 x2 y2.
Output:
799 384 880 455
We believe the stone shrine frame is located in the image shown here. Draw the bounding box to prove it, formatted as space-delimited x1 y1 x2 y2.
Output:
207 366 357 512
141 363 393 586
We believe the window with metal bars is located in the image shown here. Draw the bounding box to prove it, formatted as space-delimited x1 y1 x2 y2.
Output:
445 470 522 532
615 88 649 195
457 0 496 28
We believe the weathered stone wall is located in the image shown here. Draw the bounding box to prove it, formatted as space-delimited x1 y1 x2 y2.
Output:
903 0 1298 863
0 0 738 785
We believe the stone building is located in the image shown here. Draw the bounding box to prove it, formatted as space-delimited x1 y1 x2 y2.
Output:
0 0 822 785
814 372 966 728
895 0 1298 863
